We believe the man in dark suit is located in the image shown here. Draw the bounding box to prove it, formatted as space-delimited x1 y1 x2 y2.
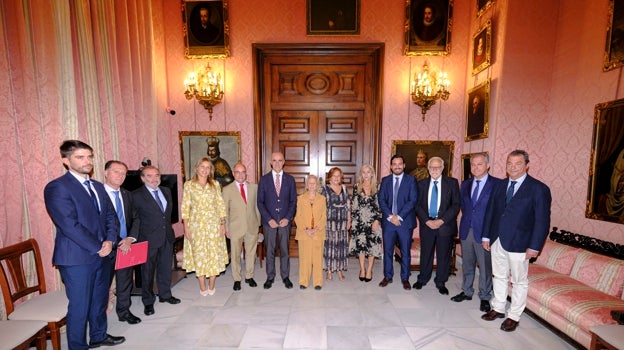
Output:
481 150 551 332
377 154 418 290
414 156 460 295
44 140 125 349
132 165 181 316
451 153 500 312
257 152 297 289
103 160 141 324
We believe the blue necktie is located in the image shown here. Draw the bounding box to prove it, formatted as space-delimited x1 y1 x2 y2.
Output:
153 190 165 212
114 191 127 238
84 180 99 213
429 180 438 218
506 181 517 205
392 177 400 214
471 180 481 206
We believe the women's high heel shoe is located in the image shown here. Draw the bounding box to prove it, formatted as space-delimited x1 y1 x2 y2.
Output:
359 270 366 282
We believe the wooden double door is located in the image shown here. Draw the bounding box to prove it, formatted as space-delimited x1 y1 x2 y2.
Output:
253 43 384 255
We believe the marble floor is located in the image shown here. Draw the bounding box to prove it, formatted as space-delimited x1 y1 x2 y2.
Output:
57 257 577 349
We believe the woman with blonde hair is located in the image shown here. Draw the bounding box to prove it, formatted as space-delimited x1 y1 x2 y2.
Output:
349 165 382 282
294 175 327 290
181 157 228 296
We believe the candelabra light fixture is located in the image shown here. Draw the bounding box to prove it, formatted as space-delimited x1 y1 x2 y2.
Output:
184 63 224 120
410 61 450 121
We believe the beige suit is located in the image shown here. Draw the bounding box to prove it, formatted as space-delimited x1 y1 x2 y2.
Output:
223 181 261 281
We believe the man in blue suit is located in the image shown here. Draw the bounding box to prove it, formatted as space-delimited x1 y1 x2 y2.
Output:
378 154 418 290
481 150 551 332
44 140 125 349
414 156 461 295
257 152 297 289
451 153 500 312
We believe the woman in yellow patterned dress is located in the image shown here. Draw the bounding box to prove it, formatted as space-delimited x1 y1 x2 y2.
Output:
182 157 228 296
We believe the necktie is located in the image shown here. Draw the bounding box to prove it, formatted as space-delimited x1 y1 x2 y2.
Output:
153 190 165 212
429 180 439 218
240 183 247 204
506 180 517 205
275 173 281 196
471 180 481 206
392 177 399 214
113 191 127 238
84 180 99 212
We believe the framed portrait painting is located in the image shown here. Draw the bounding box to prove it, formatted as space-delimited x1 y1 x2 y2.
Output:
307 0 360 36
403 0 453 56
476 0 493 18
472 20 491 75
465 80 490 142
179 131 241 186
585 97 624 224
603 0 624 71
391 140 455 180
183 0 230 58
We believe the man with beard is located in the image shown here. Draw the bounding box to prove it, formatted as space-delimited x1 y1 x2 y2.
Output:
206 136 234 187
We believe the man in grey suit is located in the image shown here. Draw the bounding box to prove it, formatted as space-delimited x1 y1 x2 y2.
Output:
223 162 261 291
132 165 181 316
451 153 500 312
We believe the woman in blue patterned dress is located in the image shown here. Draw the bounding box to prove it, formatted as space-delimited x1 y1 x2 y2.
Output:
321 167 351 281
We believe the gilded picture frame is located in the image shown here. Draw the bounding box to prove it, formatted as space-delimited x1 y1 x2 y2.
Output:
391 140 455 180
472 20 491 75
403 0 453 56
465 80 490 142
306 0 360 36
179 131 241 186
183 0 230 59
476 0 493 18
585 97 624 224
603 0 624 71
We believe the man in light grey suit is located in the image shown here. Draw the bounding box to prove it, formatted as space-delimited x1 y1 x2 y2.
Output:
223 162 261 291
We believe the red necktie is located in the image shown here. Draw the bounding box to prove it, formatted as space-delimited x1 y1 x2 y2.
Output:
240 183 247 204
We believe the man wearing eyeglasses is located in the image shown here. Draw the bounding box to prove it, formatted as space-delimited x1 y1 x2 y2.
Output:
414 156 460 295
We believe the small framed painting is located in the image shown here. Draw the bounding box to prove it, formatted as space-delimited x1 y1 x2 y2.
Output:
476 0 493 18
179 131 240 186
307 0 360 36
183 0 230 58
403 0 453 56
472 20 491 75
465 80 490 142
603 0 624 71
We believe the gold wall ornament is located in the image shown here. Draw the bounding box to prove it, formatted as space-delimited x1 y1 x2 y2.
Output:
410 61 450 120
184 63 224 120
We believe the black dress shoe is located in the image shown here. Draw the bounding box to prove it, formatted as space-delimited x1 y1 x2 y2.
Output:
159 296 181 304
451 292 472 302
437 285 449 295
500 318 519 332
144 304 154 316
263 279 274 289
480 300 491 312
283 277 293 289
118 312 141 324
378 278 392 287
314 285 322 290
402 280 412 290
233 281 241 291
89 334 125 348
413 281 424 289
245 278 258 287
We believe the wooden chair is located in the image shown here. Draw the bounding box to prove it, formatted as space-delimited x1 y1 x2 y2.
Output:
0 319 47 350
0 239 67 350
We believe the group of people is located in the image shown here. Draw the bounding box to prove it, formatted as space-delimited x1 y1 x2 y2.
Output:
44 140 551 349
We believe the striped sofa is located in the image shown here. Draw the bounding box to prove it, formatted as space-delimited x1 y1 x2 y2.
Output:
526 230 624 349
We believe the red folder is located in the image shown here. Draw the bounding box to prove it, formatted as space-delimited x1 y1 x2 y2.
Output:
114 241 148 270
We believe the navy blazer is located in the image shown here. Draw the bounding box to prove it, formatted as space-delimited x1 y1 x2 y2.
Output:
378 173 418 230
483 175 552 253
44 172 117 266
131 185 175 248
257 171 297 225
458 175 501 241
415 176 461 236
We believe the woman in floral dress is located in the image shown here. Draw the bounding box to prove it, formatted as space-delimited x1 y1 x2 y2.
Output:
321 167 351 281
349 165 382 282
181 157 228 296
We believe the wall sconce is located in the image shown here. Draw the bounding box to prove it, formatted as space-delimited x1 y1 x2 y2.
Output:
184 63 224 120
410 61 450 121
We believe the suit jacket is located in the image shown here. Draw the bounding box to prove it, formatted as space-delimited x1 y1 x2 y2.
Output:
44 172 117 266
257 171 297 225
415 176 461 236
294 193 327 241
222 181 261 237
131 185 175 248
458 175 501 241
483 175 552 253
378 173 418 231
